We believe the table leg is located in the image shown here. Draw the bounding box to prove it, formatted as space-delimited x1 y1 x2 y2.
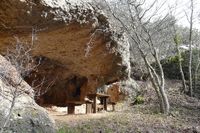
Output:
93 97 97 113
103 98 107 111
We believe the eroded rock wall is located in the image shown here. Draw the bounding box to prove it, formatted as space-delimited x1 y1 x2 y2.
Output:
0 55 55 133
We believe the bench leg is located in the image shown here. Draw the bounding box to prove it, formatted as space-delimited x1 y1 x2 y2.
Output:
68 105 75 114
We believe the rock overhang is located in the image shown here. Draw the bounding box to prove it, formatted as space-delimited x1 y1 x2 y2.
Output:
0 0 131 106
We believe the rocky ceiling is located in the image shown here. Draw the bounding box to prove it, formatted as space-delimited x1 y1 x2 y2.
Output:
0 0 130 106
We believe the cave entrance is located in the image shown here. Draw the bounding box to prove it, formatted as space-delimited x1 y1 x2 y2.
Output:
24 56 89 107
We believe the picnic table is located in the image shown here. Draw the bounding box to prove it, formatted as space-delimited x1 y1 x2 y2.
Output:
87 93 110 113
65 93 110 114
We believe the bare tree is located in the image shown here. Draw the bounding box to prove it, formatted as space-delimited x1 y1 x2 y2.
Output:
193 42 200 94
0 25 58 131
173 28 187 93
188 0 194 96
5 38 36 78
0 36 37 132
168 2 188 93
99 0 171 114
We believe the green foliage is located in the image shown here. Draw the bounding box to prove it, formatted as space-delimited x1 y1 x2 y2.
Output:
157 55 181 79
173 34 182 45
57 127 80 133
57 125 113 133
154 50 200 80
135 95 145 104
168 55 179 63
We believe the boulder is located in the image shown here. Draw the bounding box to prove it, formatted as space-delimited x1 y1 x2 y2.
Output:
0 55 55 133
103 78 141 103
0 0 131 106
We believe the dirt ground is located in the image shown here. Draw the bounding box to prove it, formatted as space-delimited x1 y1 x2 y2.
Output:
47 80 200 133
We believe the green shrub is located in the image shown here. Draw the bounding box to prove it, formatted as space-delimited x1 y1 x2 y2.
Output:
135 95 145 104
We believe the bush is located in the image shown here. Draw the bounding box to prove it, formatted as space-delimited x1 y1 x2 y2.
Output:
134 95 145 104
153 50 200 80
130 95 144 105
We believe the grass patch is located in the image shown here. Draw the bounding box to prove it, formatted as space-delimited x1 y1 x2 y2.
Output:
57 126 80 133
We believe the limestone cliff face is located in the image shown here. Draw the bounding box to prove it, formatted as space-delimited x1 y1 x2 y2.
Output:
0 0 130 106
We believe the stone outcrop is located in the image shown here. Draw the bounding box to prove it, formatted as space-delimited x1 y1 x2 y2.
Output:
0 0 131 106
0 55 55 133
105 78 140 103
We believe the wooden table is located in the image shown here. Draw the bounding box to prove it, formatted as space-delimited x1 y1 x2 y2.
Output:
65 93 110 114
87 93 110 113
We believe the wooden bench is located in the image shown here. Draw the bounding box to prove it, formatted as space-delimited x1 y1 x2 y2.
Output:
65 101 83 114
66 98 93 114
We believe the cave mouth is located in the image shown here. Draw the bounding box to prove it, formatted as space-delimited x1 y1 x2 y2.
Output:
25 56 89 107
24 55 122 108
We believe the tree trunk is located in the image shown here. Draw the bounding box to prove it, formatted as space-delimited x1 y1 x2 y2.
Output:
154 51 169 114
177 45 187 92
144 57 165 113
140 49 169 114
189 47 193 96
188 0 194 97
194 61 200 92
